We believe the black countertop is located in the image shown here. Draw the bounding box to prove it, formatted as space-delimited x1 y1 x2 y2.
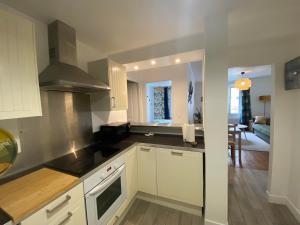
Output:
45 133 204 178
125 133 204 149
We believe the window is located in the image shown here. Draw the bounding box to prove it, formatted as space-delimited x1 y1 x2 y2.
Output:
230 87 240 114
146 81 172 123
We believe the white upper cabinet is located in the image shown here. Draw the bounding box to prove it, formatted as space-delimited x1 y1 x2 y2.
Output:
89 58 128 111
0 9 42 120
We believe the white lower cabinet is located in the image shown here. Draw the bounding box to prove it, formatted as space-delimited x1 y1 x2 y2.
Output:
156 148 203 206
125 146 138 202
21 183 86 225
137 146 157 195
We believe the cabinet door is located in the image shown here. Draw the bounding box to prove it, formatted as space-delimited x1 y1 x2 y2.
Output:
137 146 157 195
108 60 128 110
125 146 138 202
0 9 41 120
156 148 203 206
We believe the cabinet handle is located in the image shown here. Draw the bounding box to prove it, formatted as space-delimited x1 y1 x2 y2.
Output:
56 212 73 225
171 151 183 156
113 216 120 225
112 97 116 108
140 147 151 152
46 195 71 215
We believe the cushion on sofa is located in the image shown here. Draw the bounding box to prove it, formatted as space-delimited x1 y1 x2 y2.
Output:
254 116 267 124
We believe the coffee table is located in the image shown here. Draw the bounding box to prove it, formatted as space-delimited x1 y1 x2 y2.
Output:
238 124 248 140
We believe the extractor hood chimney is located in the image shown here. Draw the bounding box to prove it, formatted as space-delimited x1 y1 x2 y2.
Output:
39 20 110 93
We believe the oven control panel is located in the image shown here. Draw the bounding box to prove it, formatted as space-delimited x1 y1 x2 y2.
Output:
83 156 125 194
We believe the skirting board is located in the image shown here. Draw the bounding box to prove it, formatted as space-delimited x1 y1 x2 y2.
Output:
267 190 300 222
204 219 228 225
136 192 203 216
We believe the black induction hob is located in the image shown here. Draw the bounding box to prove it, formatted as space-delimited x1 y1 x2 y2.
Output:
45 142 133 177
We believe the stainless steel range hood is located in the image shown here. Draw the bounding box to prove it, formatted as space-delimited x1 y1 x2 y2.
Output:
39 20 110 93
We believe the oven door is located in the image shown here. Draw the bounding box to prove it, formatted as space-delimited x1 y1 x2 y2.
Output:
85 165 127 225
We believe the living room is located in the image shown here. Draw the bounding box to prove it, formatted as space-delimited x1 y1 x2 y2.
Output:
228 65 272 170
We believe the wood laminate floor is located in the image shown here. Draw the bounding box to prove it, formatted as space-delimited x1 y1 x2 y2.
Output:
120 199 203 225
229 167 300 225
229 150 269 171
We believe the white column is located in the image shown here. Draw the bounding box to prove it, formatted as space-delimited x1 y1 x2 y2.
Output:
203 13 228 225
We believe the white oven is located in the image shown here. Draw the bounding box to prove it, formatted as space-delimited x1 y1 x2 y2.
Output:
84 157 126 225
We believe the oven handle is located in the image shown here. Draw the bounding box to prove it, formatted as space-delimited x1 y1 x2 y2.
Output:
87 165 125 197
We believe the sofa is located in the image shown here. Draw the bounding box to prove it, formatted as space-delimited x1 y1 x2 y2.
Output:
252 118 270 144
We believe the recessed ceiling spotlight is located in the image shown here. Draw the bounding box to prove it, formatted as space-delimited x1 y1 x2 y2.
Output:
151 60 156 65
175 58 181 64
134 65 139 70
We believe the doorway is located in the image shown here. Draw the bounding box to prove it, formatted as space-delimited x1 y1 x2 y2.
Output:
227 65 271 170
127 81 141 123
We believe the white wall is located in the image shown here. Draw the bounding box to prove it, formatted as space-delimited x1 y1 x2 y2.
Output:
203 14 228 225
250 77 272 118
289 97 300 221
127 64 189 124
77 40 104 72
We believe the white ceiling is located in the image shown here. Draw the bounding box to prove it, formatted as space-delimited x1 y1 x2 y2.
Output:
124 50 203 72
0 0 205 54
1 0 300 55
228 65 272 83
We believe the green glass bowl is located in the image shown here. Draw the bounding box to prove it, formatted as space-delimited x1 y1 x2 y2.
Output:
0 128 18 175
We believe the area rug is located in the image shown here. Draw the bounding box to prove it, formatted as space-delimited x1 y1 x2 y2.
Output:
237 132 270 152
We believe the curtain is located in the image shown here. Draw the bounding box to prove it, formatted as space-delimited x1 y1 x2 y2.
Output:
153 87 164 120
153 87 171 120
240 89 252 125
164 87 170 119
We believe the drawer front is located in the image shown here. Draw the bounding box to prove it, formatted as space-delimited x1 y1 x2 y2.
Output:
48 200 86 225
21 184 84 225
44 183 84 221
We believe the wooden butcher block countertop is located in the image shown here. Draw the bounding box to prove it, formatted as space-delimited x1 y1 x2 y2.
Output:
0 168 80 223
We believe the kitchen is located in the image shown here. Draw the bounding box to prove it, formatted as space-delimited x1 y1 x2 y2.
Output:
0 3 206 225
